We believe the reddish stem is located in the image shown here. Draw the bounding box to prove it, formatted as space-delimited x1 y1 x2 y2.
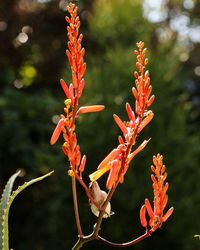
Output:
72 176 83 238
74 172 101 209
97 230 152 248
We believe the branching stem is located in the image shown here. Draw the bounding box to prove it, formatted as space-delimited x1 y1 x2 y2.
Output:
97 230 152 247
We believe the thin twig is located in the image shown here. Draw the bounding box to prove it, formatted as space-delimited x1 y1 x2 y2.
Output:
72 233 95 250
93 186 116 236
72 176 83 238
97 230 152 248
74 172 101 209
71 186 117 249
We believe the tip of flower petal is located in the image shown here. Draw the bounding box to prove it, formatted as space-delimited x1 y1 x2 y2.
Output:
140 205 147 228
162 207 174 222
50 118 65 145
113 114 127 135
77 105 105 115
89 165 110 182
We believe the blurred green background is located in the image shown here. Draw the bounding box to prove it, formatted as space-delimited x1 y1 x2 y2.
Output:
0 0 200 249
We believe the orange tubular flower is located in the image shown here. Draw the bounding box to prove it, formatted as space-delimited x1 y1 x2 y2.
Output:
89 41 155 189
77 105 105 115
140 154 174 231
50 3 104 180
49 3 173 247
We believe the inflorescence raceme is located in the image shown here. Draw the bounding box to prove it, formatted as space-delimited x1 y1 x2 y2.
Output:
50 2 173 249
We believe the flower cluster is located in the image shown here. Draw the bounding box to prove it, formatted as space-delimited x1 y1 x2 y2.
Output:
140 154 174 231
50 3 104 181
50 3 174 248
89 41 154 189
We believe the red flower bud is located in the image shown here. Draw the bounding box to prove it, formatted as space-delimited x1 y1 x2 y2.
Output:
140 205 147 228
77 105 105 115
50 118 65 145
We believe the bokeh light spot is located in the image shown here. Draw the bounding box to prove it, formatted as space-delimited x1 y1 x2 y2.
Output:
17 32 29 43
14 79 23 89
194 66 200 76
0 21 7 31
52 115 60 124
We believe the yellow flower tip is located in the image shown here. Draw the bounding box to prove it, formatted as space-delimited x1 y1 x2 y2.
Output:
136 41 145 50
89 173 96 182
68 170 74 177
89 165 110 182
64 98 72 107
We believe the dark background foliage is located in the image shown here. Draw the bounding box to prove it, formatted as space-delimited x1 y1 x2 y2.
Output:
0 0 200 249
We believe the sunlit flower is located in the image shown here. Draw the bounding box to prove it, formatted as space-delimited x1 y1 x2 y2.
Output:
50 118 66 145
140 154 174 231
89 41 154 189
50 2 173 245
50 2 104 181
89 165 111 182
77 105 105 115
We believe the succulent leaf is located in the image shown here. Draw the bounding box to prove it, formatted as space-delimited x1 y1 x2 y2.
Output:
0 171 21 249
1 171 54 250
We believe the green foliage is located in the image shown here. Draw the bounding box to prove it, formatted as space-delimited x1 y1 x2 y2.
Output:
84 1 200 249
89 0 151 46
0 171 53 250
0 0 200 249
0 171 21 249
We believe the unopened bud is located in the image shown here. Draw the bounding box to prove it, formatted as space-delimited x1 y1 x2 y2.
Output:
64 99 72 107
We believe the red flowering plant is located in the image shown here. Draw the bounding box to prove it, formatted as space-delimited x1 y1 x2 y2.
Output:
50 3 174 249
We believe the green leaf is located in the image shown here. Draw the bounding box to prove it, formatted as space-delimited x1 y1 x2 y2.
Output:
1 171 54 250
0 171 21 249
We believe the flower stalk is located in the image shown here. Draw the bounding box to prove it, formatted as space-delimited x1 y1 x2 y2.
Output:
50 2 173 249
50 2 104 238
